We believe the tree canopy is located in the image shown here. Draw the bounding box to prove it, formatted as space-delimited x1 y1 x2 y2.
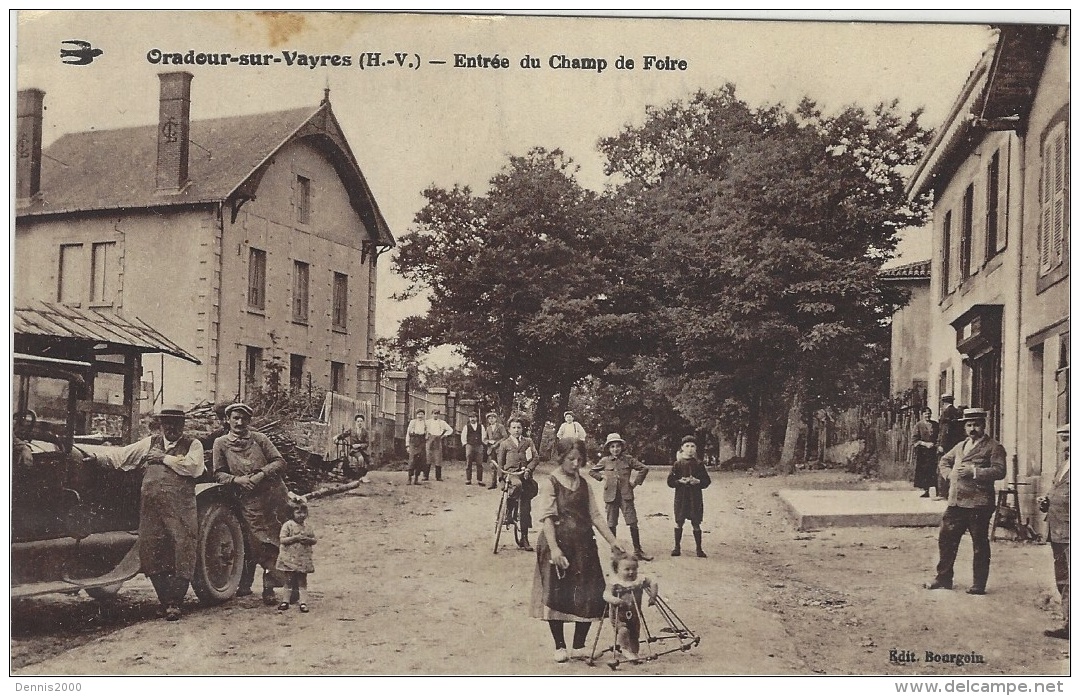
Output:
392 85 931 468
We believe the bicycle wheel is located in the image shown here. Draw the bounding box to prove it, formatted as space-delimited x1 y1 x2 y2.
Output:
512 500 523 547
493 486 507 554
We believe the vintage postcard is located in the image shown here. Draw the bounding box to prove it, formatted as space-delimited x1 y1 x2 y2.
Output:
10 9 1071 689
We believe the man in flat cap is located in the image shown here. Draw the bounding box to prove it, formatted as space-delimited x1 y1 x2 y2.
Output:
93 405 204 620
213 402 292 605
926 408 1006 595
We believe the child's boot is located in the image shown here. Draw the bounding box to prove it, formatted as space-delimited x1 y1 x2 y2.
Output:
693 528 707 558
519 528 533 552
671 527 682 556
630 525 652 561
435 466 443 481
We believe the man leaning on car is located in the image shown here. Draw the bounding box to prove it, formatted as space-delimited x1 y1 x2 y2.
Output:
92 405 204 621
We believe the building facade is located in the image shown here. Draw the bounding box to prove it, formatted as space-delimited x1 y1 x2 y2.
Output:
15 72 394 410
907 25 1068 522
881 259 932 403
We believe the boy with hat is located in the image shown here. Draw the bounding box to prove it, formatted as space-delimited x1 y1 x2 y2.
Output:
93 405 204 620
589 433 652 561
667 436 711 558
926 408 1006 594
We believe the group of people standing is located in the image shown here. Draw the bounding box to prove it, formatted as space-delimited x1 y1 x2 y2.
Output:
910 394 965 499
92 402 314 620
527 423 713 664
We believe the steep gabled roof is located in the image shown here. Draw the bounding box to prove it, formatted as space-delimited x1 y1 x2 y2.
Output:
16 102 395 246
880 259 931 281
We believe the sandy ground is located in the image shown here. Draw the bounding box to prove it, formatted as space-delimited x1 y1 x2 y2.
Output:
10 465 1070 676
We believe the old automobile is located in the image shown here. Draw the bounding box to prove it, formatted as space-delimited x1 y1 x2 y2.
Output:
12 352 246 604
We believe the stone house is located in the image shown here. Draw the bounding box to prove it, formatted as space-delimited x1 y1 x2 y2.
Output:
906 24 1069 521
15 71 395 411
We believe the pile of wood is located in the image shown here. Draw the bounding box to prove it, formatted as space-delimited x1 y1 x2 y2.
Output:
183 404 350 496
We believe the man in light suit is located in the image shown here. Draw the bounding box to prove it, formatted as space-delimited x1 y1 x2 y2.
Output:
496 416 538 551
925 408 1007 595
1039 425 1070 639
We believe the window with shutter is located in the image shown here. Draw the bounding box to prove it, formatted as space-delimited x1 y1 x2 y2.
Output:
1040 122 1069 276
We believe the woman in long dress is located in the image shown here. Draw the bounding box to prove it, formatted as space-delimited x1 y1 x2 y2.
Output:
912 407 940 498
531 438 628 663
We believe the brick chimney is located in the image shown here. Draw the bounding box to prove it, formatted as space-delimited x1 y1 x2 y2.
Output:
16 89 45 200
155 71 193 192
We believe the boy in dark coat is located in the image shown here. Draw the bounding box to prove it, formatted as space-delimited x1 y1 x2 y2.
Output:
667 436 711 558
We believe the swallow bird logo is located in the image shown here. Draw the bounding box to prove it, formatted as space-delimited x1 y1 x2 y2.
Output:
60 40 103 65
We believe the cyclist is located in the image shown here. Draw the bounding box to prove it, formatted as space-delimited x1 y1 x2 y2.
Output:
496 416 539 551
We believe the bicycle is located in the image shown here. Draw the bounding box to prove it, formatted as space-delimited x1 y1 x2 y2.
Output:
493 463 525 554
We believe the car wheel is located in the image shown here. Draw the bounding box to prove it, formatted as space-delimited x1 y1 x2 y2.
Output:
192 500 245 604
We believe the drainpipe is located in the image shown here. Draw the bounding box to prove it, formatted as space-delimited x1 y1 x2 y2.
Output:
1012 133 1025 491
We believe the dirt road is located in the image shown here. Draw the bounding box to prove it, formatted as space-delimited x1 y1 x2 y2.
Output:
11 465 1070 676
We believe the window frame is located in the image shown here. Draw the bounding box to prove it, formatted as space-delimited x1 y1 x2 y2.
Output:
984 149 1002 261
960 184 974 281
296 174 311 225
247 247 267 311
57 243 86 306
332 272 348 331
292 260 310 324
89 240 117 306
1039 120 1069 279
330 361 345 393
940 211 952 299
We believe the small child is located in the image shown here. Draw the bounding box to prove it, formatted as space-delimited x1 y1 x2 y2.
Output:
277 501 316 613
667 435 711 558
603 548 658 662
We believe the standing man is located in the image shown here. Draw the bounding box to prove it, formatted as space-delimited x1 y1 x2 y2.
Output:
425 408 455 482
925 408 1007 595
460 413 487 486
1039 424 1070 639
590 433 652 561
406 408 427 485
94 406 204 620
936 394 963 501
484 412 508 490
497 416 538 551
556 411 587 442
213 402 292 607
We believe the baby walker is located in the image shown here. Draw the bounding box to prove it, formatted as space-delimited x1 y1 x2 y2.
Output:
587 585 701 670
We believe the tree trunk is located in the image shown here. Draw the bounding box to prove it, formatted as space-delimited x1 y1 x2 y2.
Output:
779 380 805 475
556 380 573 421
532 386 555 456
744 391 761 466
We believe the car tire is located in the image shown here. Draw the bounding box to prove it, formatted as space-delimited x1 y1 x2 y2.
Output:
192 500 245 604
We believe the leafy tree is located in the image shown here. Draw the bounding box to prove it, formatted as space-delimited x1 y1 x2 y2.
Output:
599 88 929 470
392 147 611 427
